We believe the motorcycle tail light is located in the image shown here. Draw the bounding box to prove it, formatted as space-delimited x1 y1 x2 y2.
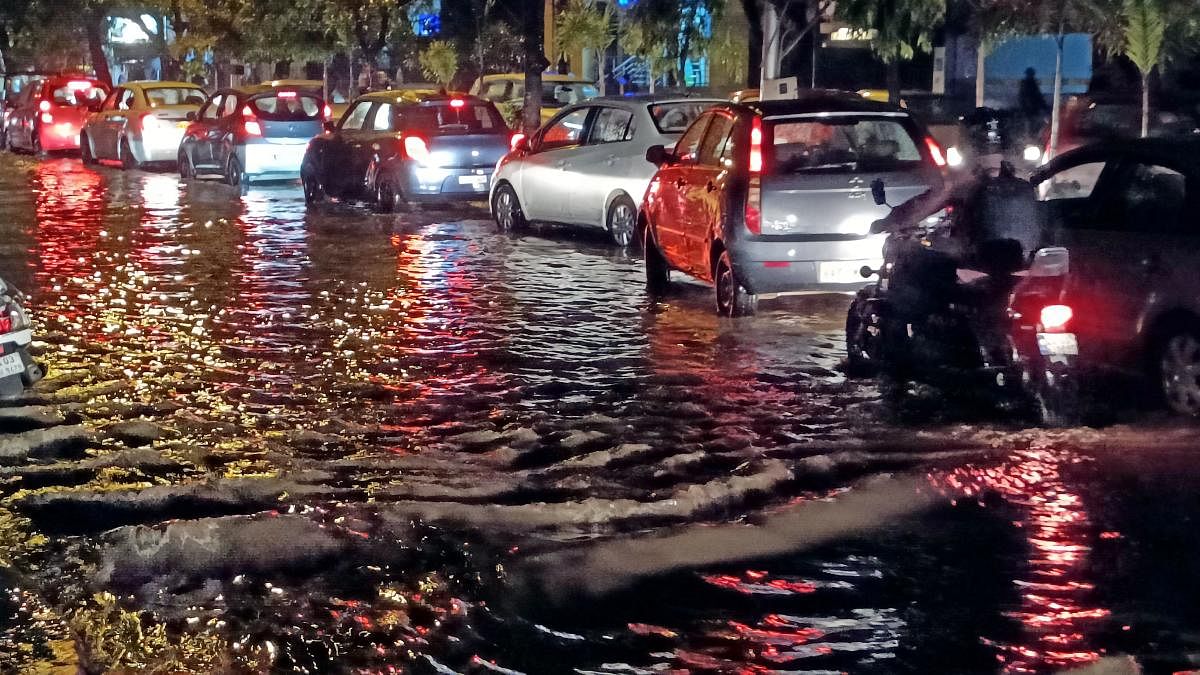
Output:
1040 304 1073 332
403 136 431 164
749 117 763 173
924 136 947 168
744 176 762 235
0 314 10 334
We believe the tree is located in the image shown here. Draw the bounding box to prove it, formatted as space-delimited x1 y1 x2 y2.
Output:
1122 0 1164 137
753 0 836 87
555 0 614 95
618 20 676 93
419 40 459 87
623 0 722 89
838 0 946 103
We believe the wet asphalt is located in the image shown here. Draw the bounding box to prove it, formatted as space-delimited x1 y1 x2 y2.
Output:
0 154 1199 673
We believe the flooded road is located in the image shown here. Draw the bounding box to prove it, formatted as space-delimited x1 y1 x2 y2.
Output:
1 156 1200 673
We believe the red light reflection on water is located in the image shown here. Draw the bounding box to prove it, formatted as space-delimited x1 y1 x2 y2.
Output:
930 447 1109 672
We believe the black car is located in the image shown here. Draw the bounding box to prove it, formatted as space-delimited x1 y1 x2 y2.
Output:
301 91 512 210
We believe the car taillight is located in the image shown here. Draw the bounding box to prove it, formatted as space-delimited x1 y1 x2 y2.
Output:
509 132 525 151
745 176 761 235
277 90 297 99
40 112 52 124
403 136 430 164
924 136 947 168
0 314 10 334
140 113 163 131
241 105 262 137
749 117 763 173
323 104 332 119
38 100 51 113
1040 304 1073 332
449 98 465 108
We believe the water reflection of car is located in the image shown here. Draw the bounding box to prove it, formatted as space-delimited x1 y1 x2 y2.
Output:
179 83 328 186
302 92 511 210
490 95 722 246
4 74 109 154
1011 139 1200 420
640 93 943 316
470 73 599 124
80 81 207 169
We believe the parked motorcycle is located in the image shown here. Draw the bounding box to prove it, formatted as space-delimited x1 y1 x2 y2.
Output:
0 279 44 398
845 165 1042 410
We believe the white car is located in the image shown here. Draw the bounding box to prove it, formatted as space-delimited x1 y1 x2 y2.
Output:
80 81 208 169
489 95 722 246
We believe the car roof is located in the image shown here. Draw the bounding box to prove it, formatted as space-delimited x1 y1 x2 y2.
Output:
228 82 323 96
1042 137 1200 175
480 73 593 84
123 80 202 89
743 90 909 117
353 90 477 105
590 94 724 105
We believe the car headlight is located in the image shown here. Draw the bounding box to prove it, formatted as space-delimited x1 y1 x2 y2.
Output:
1023 145 1042 162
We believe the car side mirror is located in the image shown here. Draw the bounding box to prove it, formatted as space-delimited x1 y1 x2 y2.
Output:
645 144 672 166
323 120 336 133
871 178 887 206
185 111 197 121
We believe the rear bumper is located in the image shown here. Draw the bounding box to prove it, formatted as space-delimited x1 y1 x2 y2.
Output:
39 124 81 151
730 235 886 295
132 128 187 163
401 164 493 199
239 142 307 180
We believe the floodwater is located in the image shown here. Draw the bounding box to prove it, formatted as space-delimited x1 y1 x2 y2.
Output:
0 156 1199 673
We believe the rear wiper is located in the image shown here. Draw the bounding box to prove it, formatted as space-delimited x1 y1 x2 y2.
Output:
786 162 858 172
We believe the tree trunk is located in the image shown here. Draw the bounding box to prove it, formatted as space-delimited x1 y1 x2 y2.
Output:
521 0 549 135
975 43 986 108
742 0 763 89
1140 71 1150 138
886 55 901 105
1048 32 1064 158
759 2 781 90
84 11 113 86
596 48 606 96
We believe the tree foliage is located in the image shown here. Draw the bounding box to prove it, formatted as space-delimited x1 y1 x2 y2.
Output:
623 0 722 86
618 19 676 92
837 0 946 63
555 0 613 92
419 39 458 87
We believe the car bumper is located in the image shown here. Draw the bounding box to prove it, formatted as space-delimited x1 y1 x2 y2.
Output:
39 124 81 151
403 166 493 199
731 235 886 295
132 127 187 163
239 142 308 180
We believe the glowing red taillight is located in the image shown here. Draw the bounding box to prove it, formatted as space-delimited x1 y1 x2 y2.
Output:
323 104 332 119
40 112 53 124
241 105 262 137
749 117 763 173
38 100 51 113
509 132 525 151
745 176 761 235
449 98 465 108
403 136 430 164
277 90 297 99
0 315 10 334
925 136 947 168
1040 304 1073 332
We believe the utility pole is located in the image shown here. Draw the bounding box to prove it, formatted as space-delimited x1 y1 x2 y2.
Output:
760 2 781 90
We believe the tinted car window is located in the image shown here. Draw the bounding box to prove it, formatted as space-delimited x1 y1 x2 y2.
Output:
251 93 320 120
1038 161 1108 201
542 82 598 108
587 107 633 144
117 89 135 110
674 113 711 163
1115 163 1187 232
48 80 107 107
539 107 590 150
481 81 511 101
341 101 372 130
650 103 711 134
200 96 221 120
144 87 206 107
768 117 922 173
402 103 504 134
698 114 734 166
219 95 238 117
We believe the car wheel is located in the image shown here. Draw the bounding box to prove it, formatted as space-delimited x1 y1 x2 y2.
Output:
375 177 408 214
844 291 880 378
120 137 140 170
644 227 671 297
606 195 637 248
80 133 97 165
714 249 757 317
493 183 526 232
178 149 194 179
1156 325 1200 416
225 154 243 187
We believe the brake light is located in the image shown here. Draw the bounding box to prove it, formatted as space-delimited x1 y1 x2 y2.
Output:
450 98 465 108
1040 304 1073 332
509 132 525 151
323 104 332 119
67 80 93 91
38 100 51 113
241 105 262 137
924 136 946 168
40 112 52 124
140 113 163 131
745 176 762 234
403 136 431 164
749 117 763 173
277 90 297 99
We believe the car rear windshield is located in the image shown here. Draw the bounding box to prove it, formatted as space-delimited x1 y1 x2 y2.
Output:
48 80 107 107
250 93 322 120
144 86 207 107
767 116 924 173
402 103 506 134
541 82 598 108
650 102 711 134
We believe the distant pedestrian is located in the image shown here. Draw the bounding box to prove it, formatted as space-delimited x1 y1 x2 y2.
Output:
1018 67 1050 138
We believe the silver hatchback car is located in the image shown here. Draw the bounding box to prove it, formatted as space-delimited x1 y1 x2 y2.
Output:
490 95 723 246
641 93 945 315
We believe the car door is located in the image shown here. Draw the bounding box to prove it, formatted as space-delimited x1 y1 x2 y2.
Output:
186 94 221 167
518 106 593 222
105 88 136 157
653 112 711 276
325 100 375 197
88 89 119 159
210 93 242 170
681 111 737 281
13 80 40 149
567 105 635 225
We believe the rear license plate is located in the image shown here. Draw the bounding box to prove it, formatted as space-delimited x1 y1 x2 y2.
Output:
1037 333 1079 356
458 175 488 190
819 260 875 284
0 352 23 378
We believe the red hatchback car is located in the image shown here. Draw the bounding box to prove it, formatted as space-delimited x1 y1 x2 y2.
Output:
4 75 109 153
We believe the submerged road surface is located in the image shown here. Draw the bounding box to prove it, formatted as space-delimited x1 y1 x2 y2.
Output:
0 155 1198 673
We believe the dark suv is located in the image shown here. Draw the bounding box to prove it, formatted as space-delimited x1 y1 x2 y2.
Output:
641 92 943 316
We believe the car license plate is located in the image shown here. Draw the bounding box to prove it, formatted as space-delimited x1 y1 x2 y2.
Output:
1037 333 1079 356
458 174 488 189
819 260 875 284
0 352 23 378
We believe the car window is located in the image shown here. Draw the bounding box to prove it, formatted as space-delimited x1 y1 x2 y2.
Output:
200 95 221 120
481 81 511 101
539 107 590 150
649 102 712 134
402 103 506 134
1037 161 1108 201
767 116 923 173
219 95 238 117
674 113 712 164
587 107 633 144
1113 163 1187 233
372 103 394 131
697 114 735 167
340 101 373 130
144 86 206 107
542 82 598 108
251 93 321 120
